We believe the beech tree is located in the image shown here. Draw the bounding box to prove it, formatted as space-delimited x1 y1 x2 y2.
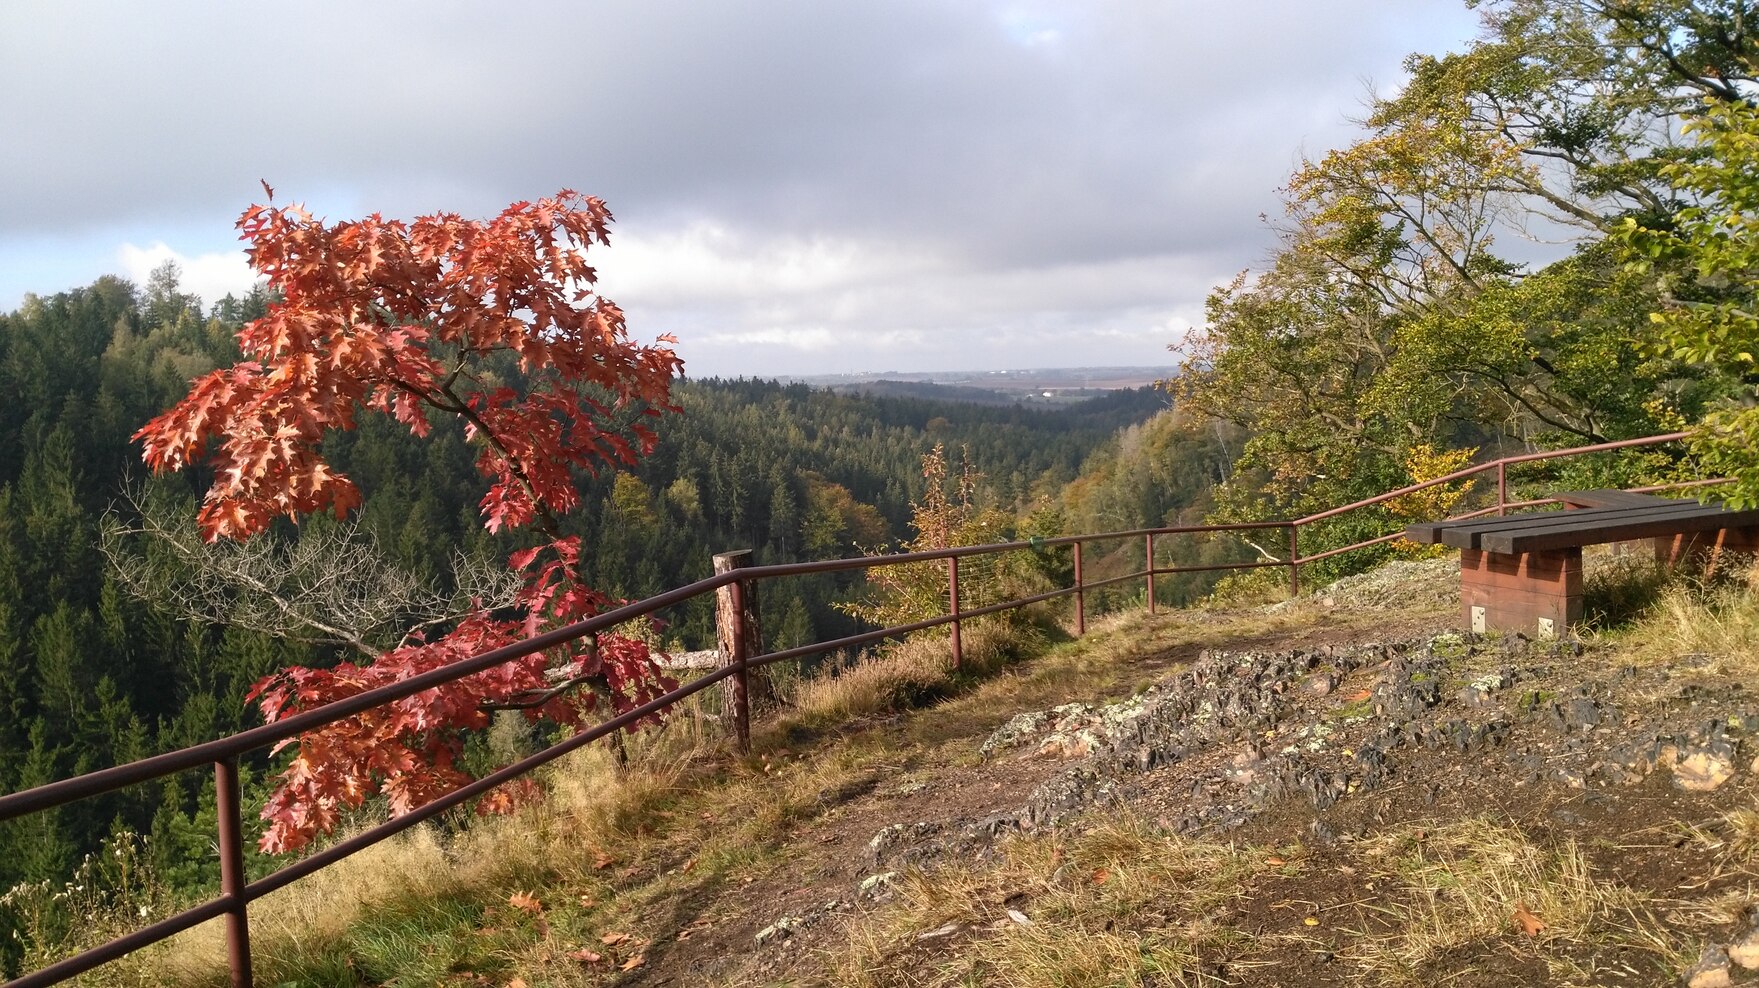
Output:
1175 0 1750 522
134 189 684 852
1625 100 1759 506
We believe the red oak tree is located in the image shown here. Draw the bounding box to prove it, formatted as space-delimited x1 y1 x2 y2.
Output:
135 189 684 852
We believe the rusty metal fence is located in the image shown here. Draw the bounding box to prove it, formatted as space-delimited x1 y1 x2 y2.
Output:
0 429 1722 987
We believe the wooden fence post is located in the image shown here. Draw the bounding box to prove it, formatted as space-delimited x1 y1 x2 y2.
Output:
1145 533 1156 615
947 556 962 670
1072 541 1085 636
714 550 763 754
1288 525 1300 598
214 757 252 988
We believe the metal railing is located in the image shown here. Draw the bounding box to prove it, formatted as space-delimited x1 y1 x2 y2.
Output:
0 429 1721 987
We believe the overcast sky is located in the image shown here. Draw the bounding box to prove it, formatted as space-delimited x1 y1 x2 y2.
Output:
1 1 1480 377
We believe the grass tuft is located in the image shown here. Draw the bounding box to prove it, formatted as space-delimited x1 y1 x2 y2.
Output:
1348 818 1674 985
831 816 1268 988
1608 559 1759 678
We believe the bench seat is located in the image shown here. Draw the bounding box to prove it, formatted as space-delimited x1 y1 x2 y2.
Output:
1551 489 1678 509
1404 490 1759 636
1408 498 1759 554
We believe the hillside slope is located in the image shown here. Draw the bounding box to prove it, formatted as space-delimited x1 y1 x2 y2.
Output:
81 553 1759 988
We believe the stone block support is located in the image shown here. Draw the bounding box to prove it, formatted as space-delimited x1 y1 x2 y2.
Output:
1460 547 1583 637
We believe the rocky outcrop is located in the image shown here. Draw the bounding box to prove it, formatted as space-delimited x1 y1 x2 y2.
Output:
863 630 1757 870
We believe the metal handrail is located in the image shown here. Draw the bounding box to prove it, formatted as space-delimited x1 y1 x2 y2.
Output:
0 429 1714 987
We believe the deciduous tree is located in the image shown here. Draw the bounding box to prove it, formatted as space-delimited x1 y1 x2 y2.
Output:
134 189 684 852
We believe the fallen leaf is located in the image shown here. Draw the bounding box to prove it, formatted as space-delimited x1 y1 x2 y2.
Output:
508 979 529 988
677 928 694 941
594 850 615 870
1091 867 1110 885
621 954 646 971
508 891 543 914
566 948 604 964
1513 901 1546 937
600 931 632 946
680 857 697 874
578 896 598 909
1303 916 1320 927
1265 856 1287 866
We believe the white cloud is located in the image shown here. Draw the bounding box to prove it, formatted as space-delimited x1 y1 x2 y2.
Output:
116 241 257 308
0 0 1484 374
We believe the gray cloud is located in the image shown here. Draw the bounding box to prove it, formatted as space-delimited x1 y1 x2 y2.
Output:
0 0 1480 375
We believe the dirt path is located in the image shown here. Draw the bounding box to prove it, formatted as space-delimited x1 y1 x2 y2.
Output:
630 610 1452 986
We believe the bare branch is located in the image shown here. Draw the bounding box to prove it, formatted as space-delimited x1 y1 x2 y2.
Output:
101 486 522 655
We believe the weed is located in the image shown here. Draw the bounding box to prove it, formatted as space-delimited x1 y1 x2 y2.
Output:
831 815 1270 988
1348 818 1675 985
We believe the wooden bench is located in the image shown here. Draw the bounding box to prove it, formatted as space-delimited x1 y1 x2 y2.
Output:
1404 491 1759 637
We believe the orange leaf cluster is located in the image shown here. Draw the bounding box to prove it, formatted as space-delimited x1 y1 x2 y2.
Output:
135 191 684 853
135 190 681 541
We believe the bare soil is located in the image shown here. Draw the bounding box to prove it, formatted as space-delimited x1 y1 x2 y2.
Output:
626 611 1457 986
618 601 1759 987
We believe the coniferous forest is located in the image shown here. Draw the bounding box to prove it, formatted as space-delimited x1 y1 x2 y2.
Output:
0 269 1229 929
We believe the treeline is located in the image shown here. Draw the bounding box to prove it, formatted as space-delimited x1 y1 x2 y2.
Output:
0 268 1191 936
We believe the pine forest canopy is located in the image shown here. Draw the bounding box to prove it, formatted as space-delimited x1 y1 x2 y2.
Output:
0 246 1179 950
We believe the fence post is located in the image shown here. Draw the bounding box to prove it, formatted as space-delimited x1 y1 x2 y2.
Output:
1497 461 1508 517
214 757 252 988
1288 525 1300 598
1144 533 1156 615
946 556 963 670
1072 541 1086 636
713 550 760 755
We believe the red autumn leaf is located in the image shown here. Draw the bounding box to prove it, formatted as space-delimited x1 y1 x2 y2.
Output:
567 949 604 964
1513 901 1546 937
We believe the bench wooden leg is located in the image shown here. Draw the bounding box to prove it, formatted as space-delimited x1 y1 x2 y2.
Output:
1460 547 1584 637
1655 526 1759 578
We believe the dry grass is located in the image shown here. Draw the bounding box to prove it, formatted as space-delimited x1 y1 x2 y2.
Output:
142 622 1053 986
1347 818 1677 985
831 816 1271 988
113 593 1399 986
1727 804 1759 867
823 814 1686 988
1608 559 1759 678
778 621 1033 734
154 706 723 986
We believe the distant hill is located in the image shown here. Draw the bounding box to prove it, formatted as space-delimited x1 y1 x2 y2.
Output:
796 366 1179 397
831 379 1023 405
